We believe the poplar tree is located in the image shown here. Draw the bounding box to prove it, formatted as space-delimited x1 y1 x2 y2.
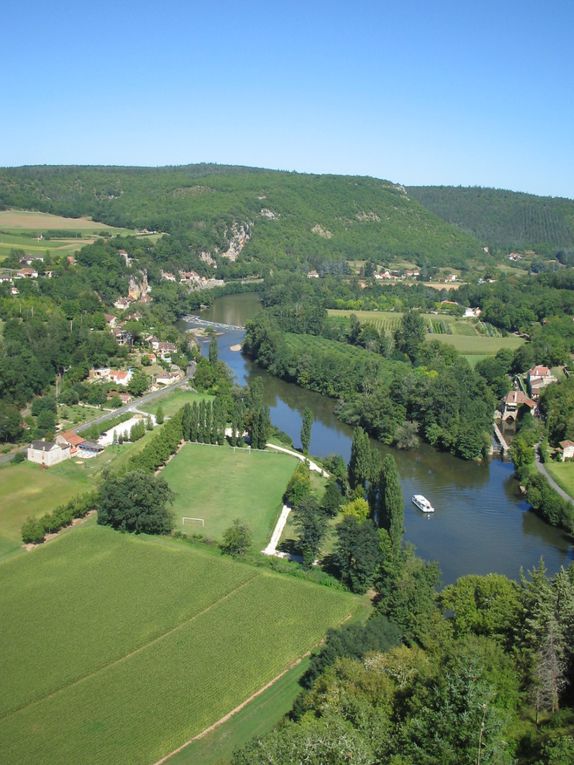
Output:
379 454 404 553
182 403 192 441
300 407 313 455
189 402 199 442
348 427 371 491
209 335 218 364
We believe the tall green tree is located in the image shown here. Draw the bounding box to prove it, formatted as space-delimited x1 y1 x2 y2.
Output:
394 309 426 361
334 516 381 593
348 426 372 491
300 407 313 455
294 496 328 568
97 470 174 534
208 334 218 364
378 455 404 552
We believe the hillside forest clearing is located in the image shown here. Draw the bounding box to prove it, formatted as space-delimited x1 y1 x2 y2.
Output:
161 442 298 550
0 209 143 259
0 526 357 765
328 309 524 357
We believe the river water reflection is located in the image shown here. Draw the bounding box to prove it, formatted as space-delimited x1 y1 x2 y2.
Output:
188 293 573 583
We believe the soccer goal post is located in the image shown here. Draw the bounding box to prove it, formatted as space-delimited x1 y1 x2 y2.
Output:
182 517 205 527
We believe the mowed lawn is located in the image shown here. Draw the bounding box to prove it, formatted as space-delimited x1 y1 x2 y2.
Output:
0 428 159 560
327 308 523 357
545 462 574 499
162 443 297 550
140 389 212 419
0 461 89 558
0 526 356 765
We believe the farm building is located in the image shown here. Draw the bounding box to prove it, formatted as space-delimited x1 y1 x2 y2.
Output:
527 365 557 400
501 390 536 423
27 440 70 467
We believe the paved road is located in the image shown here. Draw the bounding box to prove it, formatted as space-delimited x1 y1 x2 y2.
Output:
534 446 574 505
0 379 189 466
75 379 188 435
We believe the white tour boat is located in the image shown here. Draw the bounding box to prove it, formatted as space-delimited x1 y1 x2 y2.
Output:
411 494 435 513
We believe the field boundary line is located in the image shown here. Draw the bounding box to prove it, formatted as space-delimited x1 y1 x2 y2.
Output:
0 572 260 723
154 608 357 764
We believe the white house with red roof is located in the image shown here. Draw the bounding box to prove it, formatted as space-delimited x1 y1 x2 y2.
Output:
527 365 557 400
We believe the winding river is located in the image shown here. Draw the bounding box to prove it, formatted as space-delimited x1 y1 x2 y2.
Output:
187 293 573 583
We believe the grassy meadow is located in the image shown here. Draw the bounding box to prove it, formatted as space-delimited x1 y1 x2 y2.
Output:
140 388 212 419
162 443 298 550
0 209 139 260
0 428 158 560
0 526 356 764
545 462 574 499
328 309 524 358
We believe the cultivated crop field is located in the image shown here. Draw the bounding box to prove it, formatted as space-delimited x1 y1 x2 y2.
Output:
162 443 297 549
0 209 138 259
327 309 524 357
0 527 356 764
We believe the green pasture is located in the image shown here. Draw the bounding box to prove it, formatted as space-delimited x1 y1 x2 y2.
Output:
429 333 524 355
0 428 158 559
0 527 356 764
170 657 310 765
140 388 212 418
545 462 574 500
327 309 524 357
162 443 298 550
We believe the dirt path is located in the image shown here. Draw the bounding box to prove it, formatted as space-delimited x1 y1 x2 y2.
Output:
0 574 259 722
262 504 291 556
153 654 307 764
266 443 330 477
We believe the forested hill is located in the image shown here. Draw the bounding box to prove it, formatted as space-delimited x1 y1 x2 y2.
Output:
0 165 483 269
407 185 574 253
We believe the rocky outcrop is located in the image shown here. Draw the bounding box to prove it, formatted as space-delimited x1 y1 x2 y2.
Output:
260 208 279 220
128 270 151 302
355 210 381 222
311 224 333 239
221 222 251 261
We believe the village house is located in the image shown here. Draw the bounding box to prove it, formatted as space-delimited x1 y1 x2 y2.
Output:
157 341 177 361
10 286 19 295
155 370 182 386
27 439 70 466
16 267 38 279
113 327 133 346
0 274 13 285
66 255 76 266
405 269 420 278
508 252 523 262
104 313 117 329
307 270 320 279
118 249 132 267
527 365 557 400
56 431 85 456
90 367 111 381
501 390 536 423
113 296 132 311
444 274 458 283
109 369 133 386
77 440 104 458
19 255 44 267
464 307 482 318
559 440 574 461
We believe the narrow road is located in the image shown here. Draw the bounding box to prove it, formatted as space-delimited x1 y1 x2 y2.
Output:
262 505 292 556
534 446 574 505
75 379 188 435
266 443 330 477
0 379 189 466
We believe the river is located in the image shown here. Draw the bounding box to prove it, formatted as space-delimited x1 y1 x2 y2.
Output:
186 293 573 583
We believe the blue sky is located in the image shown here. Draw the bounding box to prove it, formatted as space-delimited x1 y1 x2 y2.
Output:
1 0 573 197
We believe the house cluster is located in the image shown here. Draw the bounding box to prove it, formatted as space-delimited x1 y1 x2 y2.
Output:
89 367 134 386
160 270 224 290
374 268 420 282
501 366 558 423
144 336 178 362
28 412 158 467
508 252 523 262
27 431 103 466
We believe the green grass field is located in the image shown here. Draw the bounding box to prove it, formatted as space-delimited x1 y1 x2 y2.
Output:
140 389 212 418
169 658 310 765
0 527 356 764
327 309 524 357
162 443 297 550
545 462 574 499
0 428 158 560
0 209 141 260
